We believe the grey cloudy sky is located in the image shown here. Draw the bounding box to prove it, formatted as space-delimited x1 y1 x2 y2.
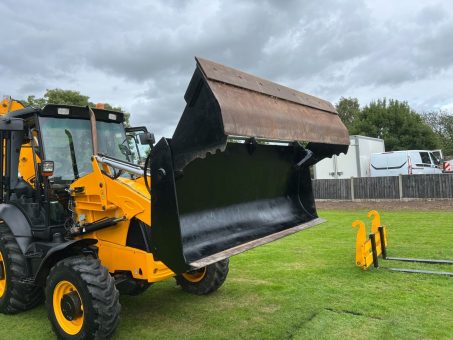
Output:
1 0 452 138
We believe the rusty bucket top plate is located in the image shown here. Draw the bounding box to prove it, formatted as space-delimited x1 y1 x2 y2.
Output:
196 57 349 146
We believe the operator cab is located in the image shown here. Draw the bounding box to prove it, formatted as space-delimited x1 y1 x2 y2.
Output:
5 104 154 241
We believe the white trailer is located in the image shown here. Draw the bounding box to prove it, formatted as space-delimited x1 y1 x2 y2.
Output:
314 135 385 179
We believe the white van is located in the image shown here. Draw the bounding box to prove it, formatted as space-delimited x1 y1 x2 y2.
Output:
370 150 442 177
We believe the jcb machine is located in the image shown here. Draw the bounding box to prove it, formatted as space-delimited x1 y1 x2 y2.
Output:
0 58 349 338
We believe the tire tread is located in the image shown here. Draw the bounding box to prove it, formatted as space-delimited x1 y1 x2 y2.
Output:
0 223 43 314
176 259 229 295
46 256 120 339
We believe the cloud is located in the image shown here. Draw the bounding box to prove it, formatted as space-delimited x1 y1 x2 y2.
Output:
0 0 452 138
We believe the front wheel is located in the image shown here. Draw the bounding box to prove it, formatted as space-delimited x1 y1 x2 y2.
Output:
45 256 120 339
176 259 229 295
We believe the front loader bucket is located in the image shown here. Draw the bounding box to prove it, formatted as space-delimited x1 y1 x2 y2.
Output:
150 57 349 274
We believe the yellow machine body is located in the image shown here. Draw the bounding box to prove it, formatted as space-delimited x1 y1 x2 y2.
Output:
2 96 173 282
70 158 174 282
0 97 24 115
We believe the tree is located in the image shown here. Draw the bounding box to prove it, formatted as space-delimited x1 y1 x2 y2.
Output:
423 110 453 156
335 97 360 130
22 89 130 126
350 98 439 151
45 89 90 106
24 95 47 107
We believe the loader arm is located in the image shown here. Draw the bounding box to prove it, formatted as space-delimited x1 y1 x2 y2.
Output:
68 154 179 283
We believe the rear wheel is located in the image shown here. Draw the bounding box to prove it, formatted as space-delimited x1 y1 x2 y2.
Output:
176 259 229 295
45 256 120 339
117 278 151 296
0 223 43 314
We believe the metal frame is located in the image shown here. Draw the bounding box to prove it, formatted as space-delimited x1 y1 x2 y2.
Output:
0 118 25 203
370 226 453 277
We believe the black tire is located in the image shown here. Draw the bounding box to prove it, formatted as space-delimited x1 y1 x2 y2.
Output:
45 256 120 339
176 259 229 295
0 222 43 314
117 278 151 296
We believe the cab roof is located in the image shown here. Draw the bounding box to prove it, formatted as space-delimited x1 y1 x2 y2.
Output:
7 104 125 123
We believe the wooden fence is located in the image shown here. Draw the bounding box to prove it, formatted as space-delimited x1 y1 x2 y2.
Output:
313 174 453 200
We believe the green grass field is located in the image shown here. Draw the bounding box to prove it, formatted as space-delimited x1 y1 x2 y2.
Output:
1 209 453 339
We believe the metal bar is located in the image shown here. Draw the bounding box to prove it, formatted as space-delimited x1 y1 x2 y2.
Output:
65 129 79 179
378 226 387 259
350 177 355 201
227 135 291 145
0 131 3 203
387 268 453 276
6 96 12 113
95 155 147 177
385 257 453 265
369 233 379 268
30 128 43 212
75 217 125 235
5 132 10 202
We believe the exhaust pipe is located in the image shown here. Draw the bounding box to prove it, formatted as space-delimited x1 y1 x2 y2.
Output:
88 106 98 155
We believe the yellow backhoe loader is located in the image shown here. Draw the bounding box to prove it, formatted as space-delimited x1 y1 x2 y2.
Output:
0 58 349 339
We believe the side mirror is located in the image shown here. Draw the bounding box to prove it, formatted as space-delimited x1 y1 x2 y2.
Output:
139 132 155 145
41 160 54 177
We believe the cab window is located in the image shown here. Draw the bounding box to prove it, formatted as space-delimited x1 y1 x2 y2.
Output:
419 152 431 165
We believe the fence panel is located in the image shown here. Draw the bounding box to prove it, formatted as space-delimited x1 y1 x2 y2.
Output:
353 177 400 199
312 178 351 200
312 174 453 200
402 174 453 198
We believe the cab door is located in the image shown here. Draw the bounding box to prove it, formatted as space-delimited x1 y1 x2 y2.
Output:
125 127 154 166
429 152 442 174
417 151 437 174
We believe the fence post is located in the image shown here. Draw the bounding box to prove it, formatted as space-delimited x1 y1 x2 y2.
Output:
439 174 443 199
398 174 403 200
350 177 355 201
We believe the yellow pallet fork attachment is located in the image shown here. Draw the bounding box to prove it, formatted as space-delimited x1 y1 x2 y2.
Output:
352 220 387 269
352 211 388 270
149 57 350 274
353 210 453 276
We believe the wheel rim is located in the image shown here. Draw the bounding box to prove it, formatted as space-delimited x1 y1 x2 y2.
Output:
0 251 6 298
53 280 84 335
182 267 207 283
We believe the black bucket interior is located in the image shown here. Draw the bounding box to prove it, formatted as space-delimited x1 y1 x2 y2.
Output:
150 139 318 274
